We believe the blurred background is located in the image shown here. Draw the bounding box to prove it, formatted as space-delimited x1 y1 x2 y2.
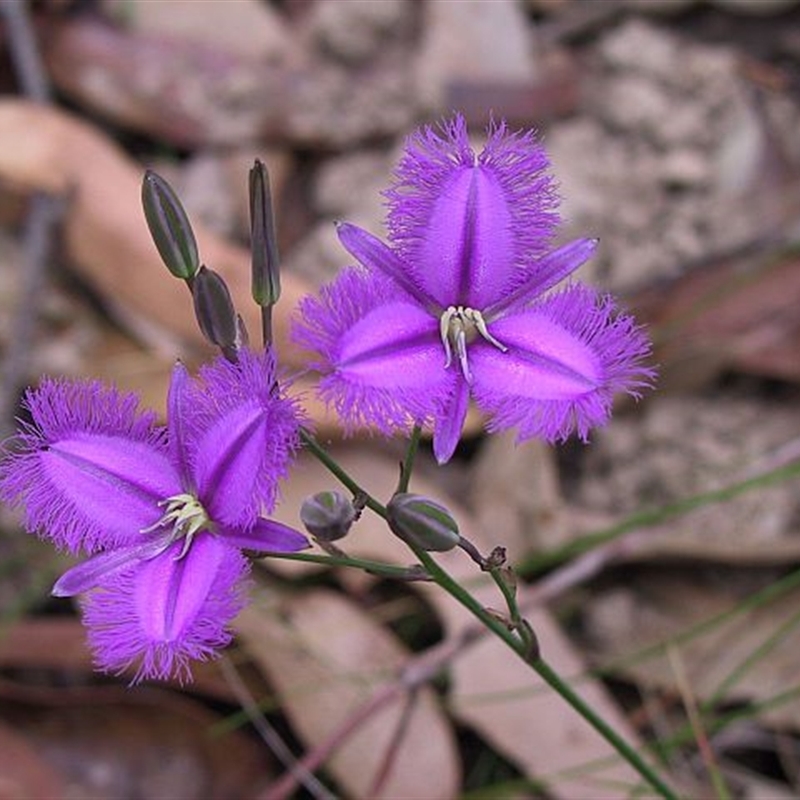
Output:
1 0 800 797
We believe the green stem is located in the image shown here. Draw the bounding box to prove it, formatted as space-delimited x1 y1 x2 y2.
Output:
263 549 427 580
300 429 386 516
300 435 678 799
411 547 678 800
489 567 519 623
520 460 800 576
397 424 422 494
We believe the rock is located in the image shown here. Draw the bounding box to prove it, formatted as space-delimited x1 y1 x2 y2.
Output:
102 0 293 63
415 0 538 112
568 393 800 562
546 19 783 290
313 151 391 218
710 0 798 14
305 0 412 65
285 63 417 148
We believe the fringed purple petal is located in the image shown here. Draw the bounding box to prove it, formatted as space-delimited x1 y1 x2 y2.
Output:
223 518 309 553
486 238 599 318
385 114 560 307
472 286 655 443
433 378 470 465
0 378 176 553
166 361 193 487
294 267 449 434
53 535 173 597
187 349 302 529
82 535 248 683
336 223 433 308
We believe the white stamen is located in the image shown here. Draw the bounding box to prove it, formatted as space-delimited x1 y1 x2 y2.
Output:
437 306 508 383
140 492 213 559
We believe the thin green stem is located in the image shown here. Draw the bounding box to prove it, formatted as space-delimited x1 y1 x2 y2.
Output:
703 604 800 712
263 550 428 580
300 436 678 799
410 546 678 800
397 424 422 494
519 460 800 576
299 429 386 516
487 566 537 655
261 305 273 349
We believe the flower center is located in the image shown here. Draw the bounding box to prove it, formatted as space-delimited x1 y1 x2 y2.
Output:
438 306 507 383
141 492 214 559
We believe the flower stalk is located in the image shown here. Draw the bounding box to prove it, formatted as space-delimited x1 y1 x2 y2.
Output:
300 440 678 800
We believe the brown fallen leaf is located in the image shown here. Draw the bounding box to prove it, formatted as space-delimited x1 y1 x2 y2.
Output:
634 249 800 387
0 717 66 799
238 586 460 800
0 617 241 703
426 550 654 798
0 677 272 800
584 571 800 731
0 99 310 360
0 99 348 431
262 443 657 798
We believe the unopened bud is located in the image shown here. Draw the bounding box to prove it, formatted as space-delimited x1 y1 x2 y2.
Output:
300 491 356 542
141 170 199 280
387 493 460 552
249 159 281 307
192 266 239 354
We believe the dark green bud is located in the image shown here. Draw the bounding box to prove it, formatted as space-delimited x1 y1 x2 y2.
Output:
141 170 199 280
192 266 239 354
387 493 460 552
249 159 281 307
300 491 356 542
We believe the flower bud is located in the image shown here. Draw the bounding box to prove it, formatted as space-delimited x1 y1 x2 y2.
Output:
249 159 281 307
141 170 199 280
300 491 356 542
386 493 460 552
192 266 239 354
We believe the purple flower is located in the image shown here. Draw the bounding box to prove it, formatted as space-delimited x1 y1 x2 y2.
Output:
0 349 308 682
295 115 654 463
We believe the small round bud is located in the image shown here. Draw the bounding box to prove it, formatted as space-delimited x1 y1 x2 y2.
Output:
386 493 460 552
300 491 356 542
141 170 199 280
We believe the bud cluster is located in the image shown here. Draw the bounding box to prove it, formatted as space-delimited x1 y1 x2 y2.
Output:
141 162 281 357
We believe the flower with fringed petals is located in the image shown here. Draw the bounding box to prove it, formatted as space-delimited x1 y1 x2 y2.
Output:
0 349 308 682
294 115 654 463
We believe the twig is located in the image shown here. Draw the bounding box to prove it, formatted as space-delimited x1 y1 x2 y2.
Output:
1 0 50 102
0 193 62 440
0 0 60 438
365 688 419 798
258 630 482 800
218 656 337 800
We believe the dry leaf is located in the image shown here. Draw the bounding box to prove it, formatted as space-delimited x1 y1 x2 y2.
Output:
264 442 655 797
0 617 239 703
0 718 66 799
0 99 348 431
635 251 800 387
584 571 800 730
0 678 272 799
238 586 460 800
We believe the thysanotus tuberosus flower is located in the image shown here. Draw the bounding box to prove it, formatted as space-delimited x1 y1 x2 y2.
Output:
0 349 307 682
294 115 654 463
